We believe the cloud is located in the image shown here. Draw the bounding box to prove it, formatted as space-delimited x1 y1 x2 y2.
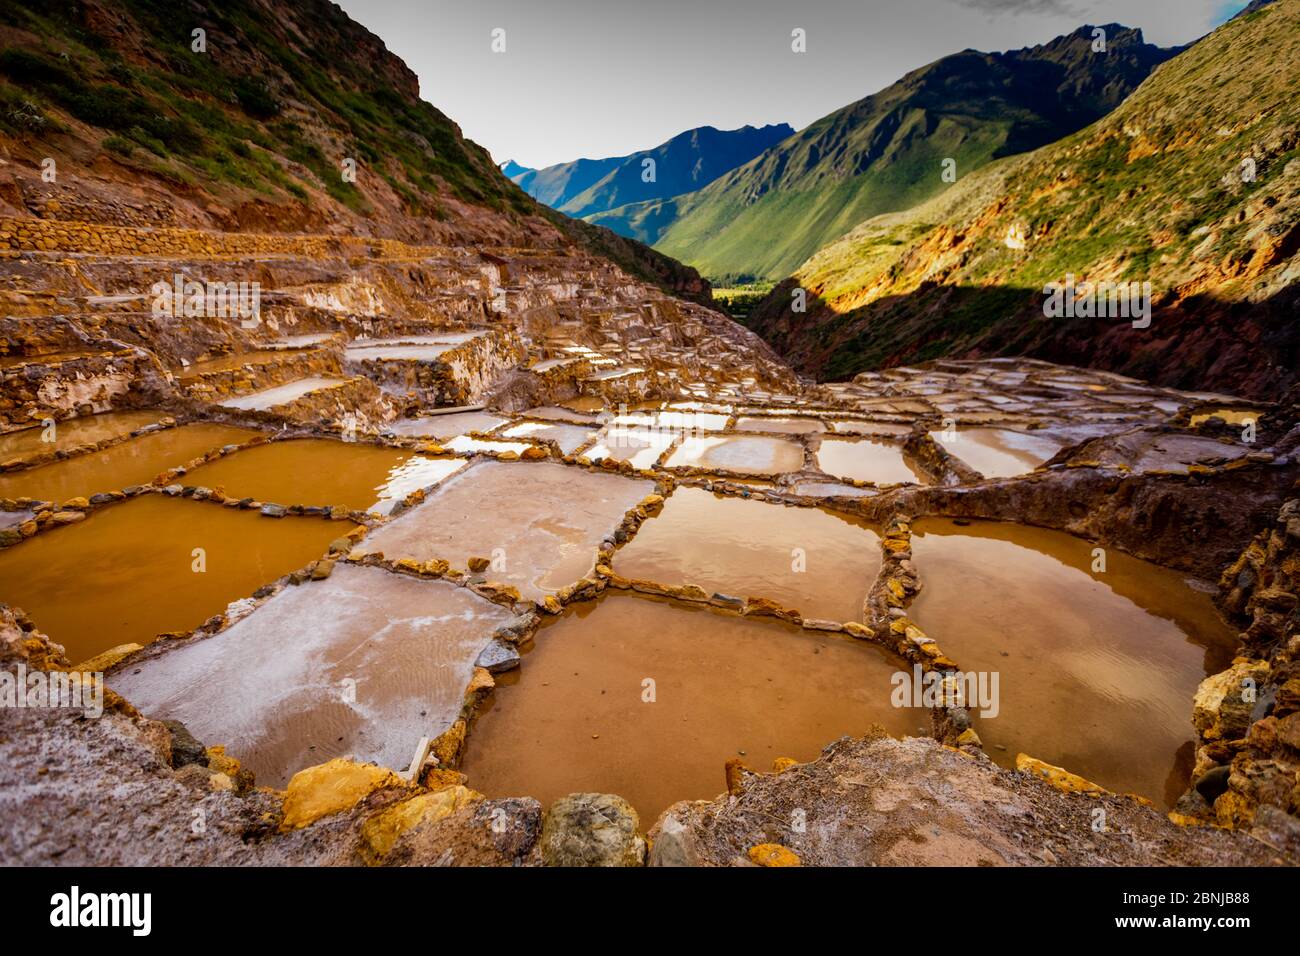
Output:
947 0 1082 15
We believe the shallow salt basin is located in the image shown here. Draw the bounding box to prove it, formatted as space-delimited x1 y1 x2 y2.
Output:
0 495 351 663
174 350 294 379
789 480 879 499
931 427 1064 478
664 434 804 475
442 435 534 456
219 376 347 411
265 333 337 349
460 593 924 823
829 420 913 436
0 423 258 503
182 439 457 512
585 426 675 469
387 411 507 439
909 518 1237 806
610 410 730 432
350 332 484 348
110 564 520 788
615 487 881 621
0 410 166 464
523 405 603 425
734 416 825 435
359 460 655 602
501 421 595 455
557 396 607 413
344 343 460 362
815 437 923 485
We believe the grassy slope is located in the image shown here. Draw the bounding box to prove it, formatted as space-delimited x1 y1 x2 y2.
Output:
748 1 1300 395
0 0 526 224
0 0 715 301
638 26 1172 283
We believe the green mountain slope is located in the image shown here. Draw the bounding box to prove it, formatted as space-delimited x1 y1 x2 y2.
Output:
747 0 1300 399
0 0 713 301
631 25 1174 283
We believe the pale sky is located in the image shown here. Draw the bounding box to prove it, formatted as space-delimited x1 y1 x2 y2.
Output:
335 0 1252 169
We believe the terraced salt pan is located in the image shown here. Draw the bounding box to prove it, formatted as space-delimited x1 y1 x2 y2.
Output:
615 487 881 621
0 494 350 662
557 396 607 413
370 456 469 511
829 420 912 436
109 564 520 788
530 357 579 373
667 401 733 413
814 437 923 485
360 460 654 602
0 410 165 464
0 423 258 503
664 434 804 475
350 332 485 348
789 480 880 499
460 593 923 822
182 439 462 512
501 421 595 455
0 350 100 369
444 436 534 456
931 427 1064 478
910 518 1237 806
344 343 460 362
387 411 507 439
585 426 675 469
174 350 297 379
219 376 348 411
523 406 602 425
610 410 730 431
265 333 337 349
734 416 825 434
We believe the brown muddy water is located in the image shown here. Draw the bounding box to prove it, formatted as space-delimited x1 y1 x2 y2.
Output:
909 518 1237 806
181 439 461 512
0 423 258 503
734 416 826 434
0 494 351 663
815 437 923 485
0 410 166 464
460 593 924 822
663 434 805 475
615 487 881 621
930 427 1063 478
